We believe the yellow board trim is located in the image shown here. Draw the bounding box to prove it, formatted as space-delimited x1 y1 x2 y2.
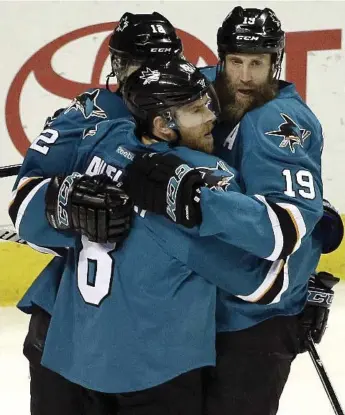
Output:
1 215 344 306
0 243 52 306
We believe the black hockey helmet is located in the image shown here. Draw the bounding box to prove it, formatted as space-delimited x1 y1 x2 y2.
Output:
122 57 219 132
108 12 183 84
217 7 285 77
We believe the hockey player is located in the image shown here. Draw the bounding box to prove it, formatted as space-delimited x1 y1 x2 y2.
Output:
14 11 183 415
9 58 298 414
117 7 342 415
11 8 338 415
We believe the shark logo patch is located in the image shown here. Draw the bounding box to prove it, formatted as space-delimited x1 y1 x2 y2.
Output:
140 68 161 85
265 113 311 153
197 161 234 191
64 89 107 120
116 16 129 32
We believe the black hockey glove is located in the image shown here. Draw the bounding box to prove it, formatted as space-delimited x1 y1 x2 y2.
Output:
298 271 340 353
45 173 133 244
318 199 344 254
122 152 205 228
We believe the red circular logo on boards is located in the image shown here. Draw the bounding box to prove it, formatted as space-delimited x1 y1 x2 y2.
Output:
5 22 218 157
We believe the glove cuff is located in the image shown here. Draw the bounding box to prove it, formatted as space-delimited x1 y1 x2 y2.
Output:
45 173 82 230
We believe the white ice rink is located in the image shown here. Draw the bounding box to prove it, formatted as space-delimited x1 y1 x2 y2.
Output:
1 284 345 415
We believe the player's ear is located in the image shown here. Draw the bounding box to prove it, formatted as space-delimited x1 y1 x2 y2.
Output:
152 116 176 141
153 116 167 133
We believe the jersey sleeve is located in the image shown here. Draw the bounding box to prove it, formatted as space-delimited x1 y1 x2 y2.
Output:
140 209 285 305
8 89 131 250
8 113 85 249
199 189 287 259
199 109 323 261
135 148 281 304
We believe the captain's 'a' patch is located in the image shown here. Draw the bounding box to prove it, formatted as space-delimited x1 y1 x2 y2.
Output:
64 89 107 120
265 113 311 153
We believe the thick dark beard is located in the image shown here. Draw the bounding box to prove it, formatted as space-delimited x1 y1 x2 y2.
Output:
214 71 279 126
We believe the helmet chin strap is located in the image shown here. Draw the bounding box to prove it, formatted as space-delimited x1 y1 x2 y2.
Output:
107 55 134 91
106 70 125 93
273 50 284 80
216 59 225 76
106 70 115 91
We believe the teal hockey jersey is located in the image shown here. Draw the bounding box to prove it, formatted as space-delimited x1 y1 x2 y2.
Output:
13 79 323 391
201 66 323 330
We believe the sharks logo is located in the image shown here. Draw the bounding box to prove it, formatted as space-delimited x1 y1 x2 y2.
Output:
139 68 161 85
64 89 107 120
166 159 234 223
265 113 311 153
116 16 129 32
197 160 234 191
267 9 280 26
82 121 108 139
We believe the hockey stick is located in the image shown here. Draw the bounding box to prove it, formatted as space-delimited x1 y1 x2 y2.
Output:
0 228 27 245
307 333 344 415
0 165 24 242
0 164 21 178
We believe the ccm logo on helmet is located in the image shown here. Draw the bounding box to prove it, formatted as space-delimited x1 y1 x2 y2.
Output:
236 35 259 41
150 47 172 52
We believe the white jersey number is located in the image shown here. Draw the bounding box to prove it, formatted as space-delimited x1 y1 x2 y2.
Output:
30 129 59 155
282 169 315 200
77 236 115 306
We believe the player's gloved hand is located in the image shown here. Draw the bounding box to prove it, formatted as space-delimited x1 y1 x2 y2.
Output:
122 152 205 228
318 199 344 254
298 271 340 353
45 173 133 244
